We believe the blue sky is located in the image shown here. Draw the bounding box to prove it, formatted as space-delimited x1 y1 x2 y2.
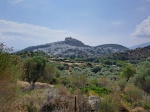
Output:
0 0 150 50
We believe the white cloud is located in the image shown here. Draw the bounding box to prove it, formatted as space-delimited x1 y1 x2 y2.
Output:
132 16 150 38
0 20 78 50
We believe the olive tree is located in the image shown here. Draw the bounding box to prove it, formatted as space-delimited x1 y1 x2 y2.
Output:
22 56 46 88
120 63 136 82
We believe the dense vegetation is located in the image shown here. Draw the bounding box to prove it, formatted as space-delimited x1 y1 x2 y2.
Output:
0 43 20 111
0 42 150 112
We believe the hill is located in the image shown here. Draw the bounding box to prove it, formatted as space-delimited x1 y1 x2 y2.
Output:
22 37 128 57
130 42 150 49
109 46 150 63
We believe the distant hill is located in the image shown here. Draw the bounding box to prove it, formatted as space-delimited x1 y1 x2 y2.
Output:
109 46 150 63
130 42 150 49
22 37 129 57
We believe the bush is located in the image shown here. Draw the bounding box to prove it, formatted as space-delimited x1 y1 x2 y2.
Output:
98 96 119 112
118 79 127 91
42 63 57 84
124 84 143 104
88 78 99 86
58 76 70 86
69 74 88 89
141 95 150 110
92 65 102 73
81 85 110 96
0 44 20 111
56 64 65 70
42 87 92 112
12 88 48 112
98 76 109 87
134 61 150 93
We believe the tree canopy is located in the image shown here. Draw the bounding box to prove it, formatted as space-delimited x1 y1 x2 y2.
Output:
120 63 136 82
22 56 46 88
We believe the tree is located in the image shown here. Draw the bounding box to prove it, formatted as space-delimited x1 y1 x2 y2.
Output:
0 42 13 53
120 63 136 82
43 63 57 84
22 56 46 88
134 61 150 93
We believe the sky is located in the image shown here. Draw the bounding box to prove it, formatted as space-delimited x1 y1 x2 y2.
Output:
0 0 150 50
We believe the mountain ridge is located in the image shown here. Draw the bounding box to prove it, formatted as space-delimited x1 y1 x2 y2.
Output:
130 42 150 49
22 37 129 57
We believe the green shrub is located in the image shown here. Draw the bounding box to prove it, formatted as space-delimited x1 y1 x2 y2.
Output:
88 78 99 86
26 101 37 112
58 76 70 86
98 96 119 112
98 76 109 87
81 85 110 96
69 74 88 89
124 84 143 104
56 64 65 70
0 43 20 111
41 63 57 84
118 79 127 91
92 65 102 73
141 95 150 110
134 61 150 93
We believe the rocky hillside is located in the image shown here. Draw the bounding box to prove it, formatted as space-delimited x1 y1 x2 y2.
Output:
22 37 128 57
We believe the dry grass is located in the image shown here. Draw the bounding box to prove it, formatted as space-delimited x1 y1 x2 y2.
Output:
9 88 52 112
131 107 147 112
18 81 54 91
2 81 55 112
